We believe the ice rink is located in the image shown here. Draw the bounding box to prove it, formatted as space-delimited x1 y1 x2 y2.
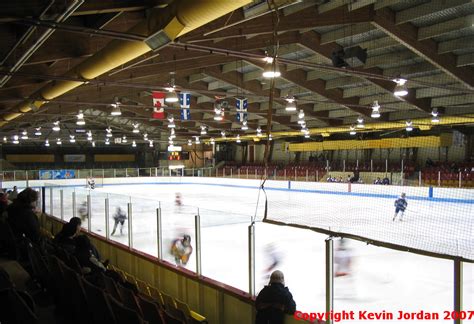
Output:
45 181 474 323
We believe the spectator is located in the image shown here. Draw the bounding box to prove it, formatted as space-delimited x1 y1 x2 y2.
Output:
374 177 382 185
346 175 352 183
54 217 82 254
425 158 434 168
74 235 107 274
256 270 296 324
382 177 390 185
7 186 18 201
326 175 333 182
0 192 8 221
7 188 41 245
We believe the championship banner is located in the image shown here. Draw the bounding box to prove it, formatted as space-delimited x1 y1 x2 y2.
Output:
236 97 248 122
179 92 191 120
152 92 166 119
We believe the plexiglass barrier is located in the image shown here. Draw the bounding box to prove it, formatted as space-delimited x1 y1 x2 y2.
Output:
40 182 473 318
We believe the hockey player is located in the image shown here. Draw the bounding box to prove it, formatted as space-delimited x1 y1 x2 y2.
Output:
175 192 183 212
393 192 407 221
334 239 352 277
87 177 95 189
111 206 127 236
170 234 193 266
78 201 88 221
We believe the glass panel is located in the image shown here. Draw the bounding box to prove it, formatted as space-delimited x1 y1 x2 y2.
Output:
90 190 108 236
107 192 131 246
115 169 126 177
465 262 473 316
333 239 453 323
52 187 62 218
200 207 250 292
255 223 325 312
126 196 160 256
61 187 75 222
74 187 89 230
160 199 196 272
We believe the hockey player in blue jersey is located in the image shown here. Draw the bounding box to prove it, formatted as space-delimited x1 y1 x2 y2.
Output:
393 192 407 221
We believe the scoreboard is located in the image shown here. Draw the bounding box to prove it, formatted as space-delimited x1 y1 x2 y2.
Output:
168 151 181 160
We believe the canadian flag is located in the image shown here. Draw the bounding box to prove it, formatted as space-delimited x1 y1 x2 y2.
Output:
152 92 166 119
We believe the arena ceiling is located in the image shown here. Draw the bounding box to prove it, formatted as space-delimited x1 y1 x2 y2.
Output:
0 0 474 147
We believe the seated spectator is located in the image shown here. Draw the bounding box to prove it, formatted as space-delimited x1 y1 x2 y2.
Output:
74 235 107 274
54 217 82 254
346 175 352 183
337 176 343 183
256 270 296 324
374 177 382 185
382 177 390 185
326 175 333 182
7 188 42 245
0 192 8 221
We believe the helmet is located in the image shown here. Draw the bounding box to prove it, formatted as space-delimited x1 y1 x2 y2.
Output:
183 234 191 242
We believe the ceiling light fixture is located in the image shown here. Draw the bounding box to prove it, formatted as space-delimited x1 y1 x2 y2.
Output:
431 108 440 123
149 140 154 147
200 126 207 135
349 125 356 136
122 136 127 143
45 139 50 147
132 141 136 147
106 127 112 137
56 138 62 145
132 123 140 133
393 77 408 97
92 141 96 147
165 72 179 103
52 121 60 132
195 136 200 144
269 134 273 141
256 127 262 137
221 131 226 139
77 110 86 125
241 120 249 131
236 135 241 143
12 135 19 144
371 100 381 118
168 116 176 128
187 139 192 146
356 116 365 128
210 137 215 144
69 135 75 143
35 127 42 136
21 130 28 140
110 98 122 116
262 55 281 78
285 96 297 112
406 120 413 132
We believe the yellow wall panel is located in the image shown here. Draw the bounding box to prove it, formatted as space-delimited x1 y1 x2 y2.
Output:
6 154 54 163
289 134 453 152
94 154 135 162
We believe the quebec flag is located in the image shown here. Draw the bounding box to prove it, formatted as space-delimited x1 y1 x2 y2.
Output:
179 93 191 120
236 98 248 122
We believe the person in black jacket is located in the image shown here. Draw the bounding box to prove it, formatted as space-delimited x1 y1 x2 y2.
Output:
6 188 41 245
255 270 296 324
54 217 82 254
